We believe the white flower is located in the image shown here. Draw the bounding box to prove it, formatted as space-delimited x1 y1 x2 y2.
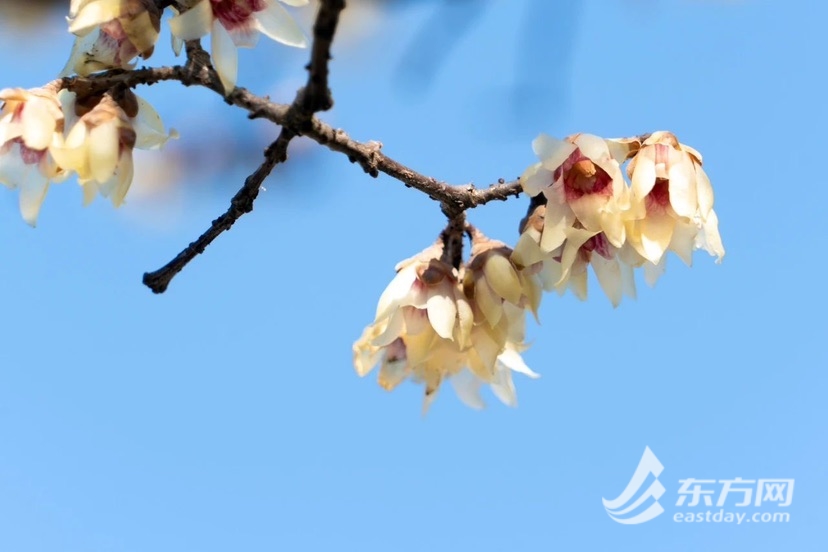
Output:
521 133 630 252
625 131 725 271
52 90 176 207
169 0 309 93
371 242 473 350
512 204 637 307
354 241 538 412
61 0 161 76
0 87 66 225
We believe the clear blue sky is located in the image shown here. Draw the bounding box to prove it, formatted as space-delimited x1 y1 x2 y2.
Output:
1 1 826 551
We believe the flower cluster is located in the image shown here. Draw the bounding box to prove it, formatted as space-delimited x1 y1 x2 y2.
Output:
354 234 540 413
354 131 725 411
62 0 163 76
1 1 727 414
2 0 310 224
62 0 308 93
514 131 724 305
0 86 175 224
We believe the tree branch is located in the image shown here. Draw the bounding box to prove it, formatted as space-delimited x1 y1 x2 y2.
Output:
140 1 348 293
141 134 291 293
58 0 523 292
61 66 522 214
297 0 346 115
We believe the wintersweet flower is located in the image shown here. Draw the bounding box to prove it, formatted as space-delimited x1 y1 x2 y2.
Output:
463 228 542 325
0 87 67 225
462 228 541 379
520 133 630 252
371 242 473 350
450 344 539 410
353 317 538 413
169 0 309 93
353 319 469 413
353 241 537 412
61 0 161 76
512 204 636 307
52 90 175 207
624 131 725 267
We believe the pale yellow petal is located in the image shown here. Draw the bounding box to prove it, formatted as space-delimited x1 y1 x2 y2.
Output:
630 147 657 200
256 0 308 47
591 254 622 307
639 213 675 265
88 122 120 183
475 279 502 327
695 163 715 219
169 0 213 40
426 291 457 340
667 151 697 218
211 20 239 94
450 370 485 410
533 133 576 170
540 197 574 252
482 254 522 305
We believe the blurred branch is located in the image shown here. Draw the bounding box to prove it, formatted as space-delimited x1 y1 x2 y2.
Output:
60 0 522 292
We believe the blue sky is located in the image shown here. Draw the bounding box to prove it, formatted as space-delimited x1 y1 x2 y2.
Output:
1 1 826 551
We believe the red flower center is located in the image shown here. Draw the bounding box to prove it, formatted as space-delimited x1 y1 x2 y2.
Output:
211 0 266 29
555 149 613 202
15 139 46 165
579 232 613 261
645 179 671 215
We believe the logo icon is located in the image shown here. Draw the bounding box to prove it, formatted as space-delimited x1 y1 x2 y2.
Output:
603 446 665 524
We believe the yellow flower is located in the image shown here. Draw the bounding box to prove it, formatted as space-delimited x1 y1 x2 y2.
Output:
462 228 541 380
625 131 725 268
354 241 538 412
520 133 630 252
169 0 308 93
61 0 161 76
372 242 472 349
0 87 67 225
512 204 637 307
52 90 176 207
464 228 542 325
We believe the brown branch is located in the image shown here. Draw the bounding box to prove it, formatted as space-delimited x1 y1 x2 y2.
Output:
297 0 346 115
140 2 346 293
59 0 523 292
62 66 523 211
142 134 291 293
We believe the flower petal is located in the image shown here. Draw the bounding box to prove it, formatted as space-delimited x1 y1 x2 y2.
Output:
482 254 522 305
668 151 697 218
450 370 485 410
256 0 308 47
630 147 657 200
211 19 239 93
533 133 576 170
639 213 674 265
375 267 416 321
591 254 623 307
88 122 120 183
695 163 715 219
17 164 51 226
169 0 213 40
426 291 457 340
